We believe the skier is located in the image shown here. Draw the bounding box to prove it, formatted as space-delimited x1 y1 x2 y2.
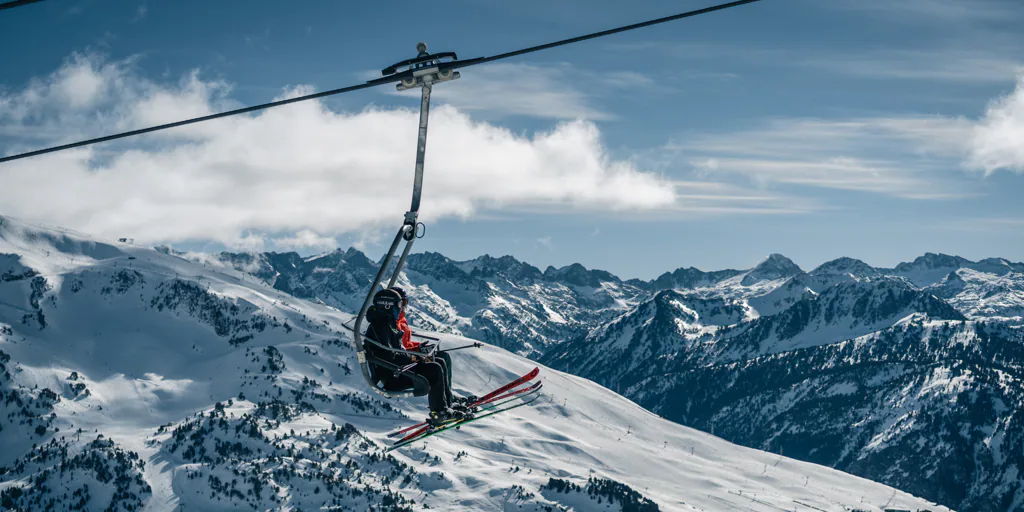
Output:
363 287 466 425
391 286 476 405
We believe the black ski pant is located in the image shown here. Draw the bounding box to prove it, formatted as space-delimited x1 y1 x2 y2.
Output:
434 351 453 389
410 360 451 412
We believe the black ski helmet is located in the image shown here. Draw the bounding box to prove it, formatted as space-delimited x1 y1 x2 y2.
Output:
391 286 409 306
372 288 402 321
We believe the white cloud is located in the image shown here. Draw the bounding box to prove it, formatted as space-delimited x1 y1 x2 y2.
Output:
830 0 1019 22
56 59 107 108
599 71 655 90
801 50 1023 84
389 62 613 121
0 54 676 247
131 5 148 22
385 63 668 121
968 74 1024 174
660 74 1024 195
0 53 234 143
945 217 1024 233
537 236 553 250
664 116 976 199
229 233 267 252
611 37 1023 85
276 230 339 251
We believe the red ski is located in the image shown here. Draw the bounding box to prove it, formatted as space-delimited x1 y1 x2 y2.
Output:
474 367 540 404
387 367 540 438
391 384 544 447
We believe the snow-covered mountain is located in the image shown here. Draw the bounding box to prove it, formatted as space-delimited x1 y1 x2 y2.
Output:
740 253 803 286
541 290 750 385
544 257 1024 512
887 252 1024 287
929 268 1024 324
199 248 647 357
29 213 1024 511
644 266 744 291
632 317 1024 512
0 215 951 511
176 241 1024 511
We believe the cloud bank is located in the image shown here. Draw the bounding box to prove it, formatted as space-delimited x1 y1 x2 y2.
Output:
669 74 1024 196
0 54 676 248
969 74 1024 174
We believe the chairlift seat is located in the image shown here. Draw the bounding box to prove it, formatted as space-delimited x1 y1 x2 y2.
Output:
362 336 430 397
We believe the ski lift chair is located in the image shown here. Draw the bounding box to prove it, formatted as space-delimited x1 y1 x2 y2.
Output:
353 44 459 399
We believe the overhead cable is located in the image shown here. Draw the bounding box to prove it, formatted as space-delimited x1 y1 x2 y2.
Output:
0 0 763 164
0 0 44 11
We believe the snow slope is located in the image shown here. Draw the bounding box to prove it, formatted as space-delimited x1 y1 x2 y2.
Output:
0 215 948 511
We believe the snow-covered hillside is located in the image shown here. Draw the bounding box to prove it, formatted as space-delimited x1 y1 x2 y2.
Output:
0 215 949 511
929 268 1024 324
544 259 1024 512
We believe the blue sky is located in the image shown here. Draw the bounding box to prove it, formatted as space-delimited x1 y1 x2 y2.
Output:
1 0 1023 279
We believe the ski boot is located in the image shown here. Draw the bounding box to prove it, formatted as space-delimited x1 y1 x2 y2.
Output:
452 394 478 408
452 400 477 418
427 407 466 427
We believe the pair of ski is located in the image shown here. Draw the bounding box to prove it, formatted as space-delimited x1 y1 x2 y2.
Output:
385 367 542 451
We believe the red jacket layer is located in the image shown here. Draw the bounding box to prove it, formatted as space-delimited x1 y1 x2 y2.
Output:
396 311 420 351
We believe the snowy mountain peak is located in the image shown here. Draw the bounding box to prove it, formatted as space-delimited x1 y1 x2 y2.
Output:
463 254 544 282
542 262 619 288
649 266 744 291
404 251 472 283
978 256 1013 268
891 252 1024 286
741 253 803 285
943 269 966 285
809 256 880 278
735 275 966 355
896 252 973 271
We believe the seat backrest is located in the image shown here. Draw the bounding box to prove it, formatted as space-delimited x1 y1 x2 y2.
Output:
362 340 430 398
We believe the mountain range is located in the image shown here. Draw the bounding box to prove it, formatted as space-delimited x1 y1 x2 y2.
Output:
0 214 952 511
182 241 1024 512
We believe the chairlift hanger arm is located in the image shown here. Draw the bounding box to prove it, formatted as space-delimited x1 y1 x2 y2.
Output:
0 0 763 164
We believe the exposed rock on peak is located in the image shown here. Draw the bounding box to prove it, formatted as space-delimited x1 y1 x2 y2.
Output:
650 266 744 291
741 253 803 286
810 257 880 278
463 254 543 282
542 263 619 288
896 253 972 272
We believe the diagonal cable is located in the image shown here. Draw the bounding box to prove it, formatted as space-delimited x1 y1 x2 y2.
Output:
447 0 762 71
0 0 763 164
0 0 44 11
0 76 400 163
